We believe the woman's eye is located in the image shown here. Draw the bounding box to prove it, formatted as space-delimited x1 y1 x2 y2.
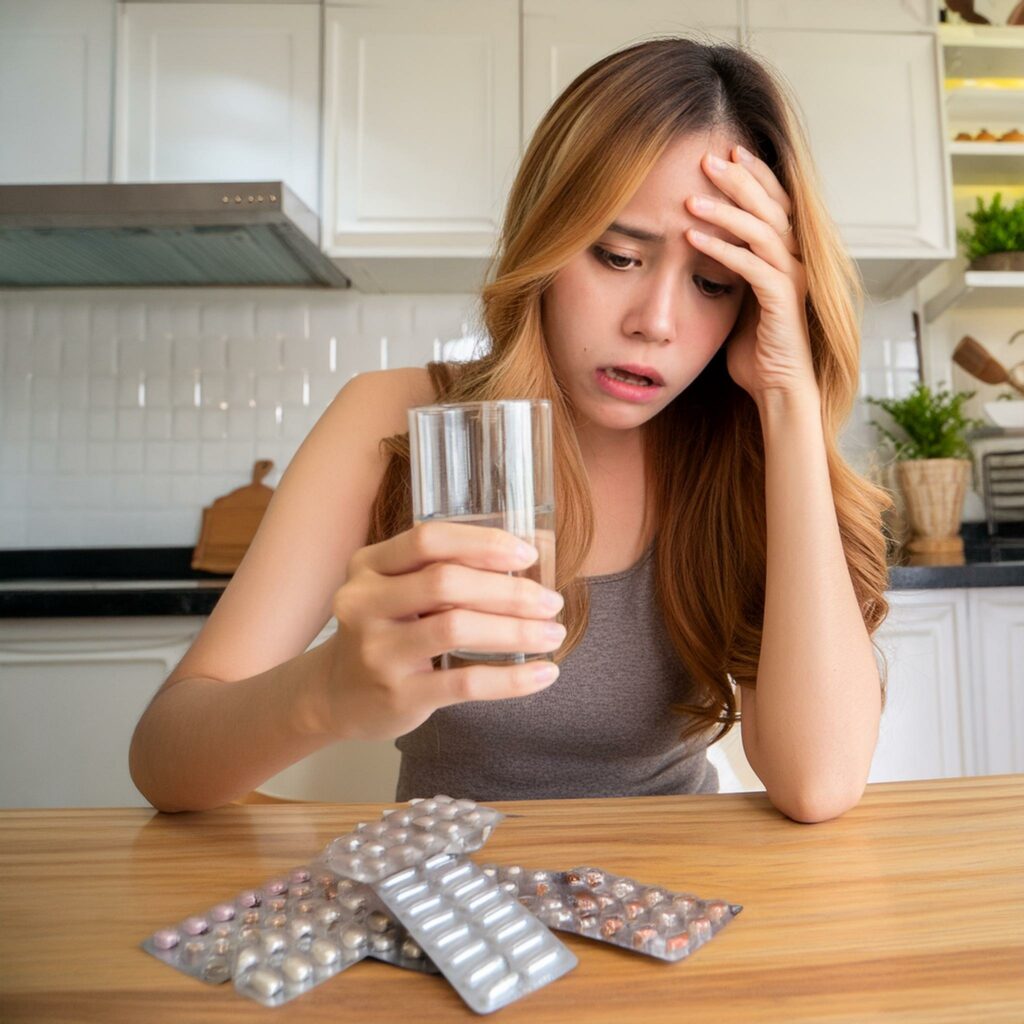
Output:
592 245 637 271
694 275 733 298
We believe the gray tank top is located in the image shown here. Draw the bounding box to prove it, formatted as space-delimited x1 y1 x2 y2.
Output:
394 543 719 801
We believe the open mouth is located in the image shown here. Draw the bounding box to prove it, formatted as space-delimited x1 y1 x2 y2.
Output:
603 367 659 387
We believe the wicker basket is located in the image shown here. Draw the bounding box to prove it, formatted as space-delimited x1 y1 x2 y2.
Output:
896 458 971 540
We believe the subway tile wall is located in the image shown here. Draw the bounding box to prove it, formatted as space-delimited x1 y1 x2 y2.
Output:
0 287 919 549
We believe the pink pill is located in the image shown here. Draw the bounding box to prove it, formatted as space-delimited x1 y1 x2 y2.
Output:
210 904 235 922
152 928 179 950
182 916 208 936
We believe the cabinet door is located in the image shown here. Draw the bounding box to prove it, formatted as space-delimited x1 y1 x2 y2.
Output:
0 0 115 184
116 3 320 214
747 0 935 32
869 590 971 783
523 0 740 142
745 29 952 261
967 588 1024 775
0 617 205 808
323 0 519 260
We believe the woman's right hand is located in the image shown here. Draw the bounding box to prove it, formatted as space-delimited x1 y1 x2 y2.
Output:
319 521 566 741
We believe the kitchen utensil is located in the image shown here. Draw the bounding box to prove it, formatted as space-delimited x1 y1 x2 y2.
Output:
191 460 275 574
952 335 1024 397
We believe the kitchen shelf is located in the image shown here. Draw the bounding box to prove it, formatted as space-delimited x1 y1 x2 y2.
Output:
940 24 1024 78
924 270 1024 321
949 141 1024 185
946 84 1024 122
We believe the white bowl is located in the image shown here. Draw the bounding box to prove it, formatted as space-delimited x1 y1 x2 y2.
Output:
984 401 1024 429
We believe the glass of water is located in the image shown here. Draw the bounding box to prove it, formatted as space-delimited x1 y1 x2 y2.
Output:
408 399 556 670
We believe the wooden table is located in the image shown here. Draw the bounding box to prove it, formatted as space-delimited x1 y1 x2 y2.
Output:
2 776 1023 1022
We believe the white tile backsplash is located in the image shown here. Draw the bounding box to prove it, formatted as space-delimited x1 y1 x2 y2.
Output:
0 287 478 548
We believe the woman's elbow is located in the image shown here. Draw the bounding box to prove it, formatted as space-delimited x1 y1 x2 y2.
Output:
768 778 868 824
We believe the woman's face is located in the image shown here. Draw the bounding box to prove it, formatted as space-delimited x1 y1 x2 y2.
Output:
541 131 748 447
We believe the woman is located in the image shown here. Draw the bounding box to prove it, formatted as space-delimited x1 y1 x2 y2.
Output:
129 38 890 821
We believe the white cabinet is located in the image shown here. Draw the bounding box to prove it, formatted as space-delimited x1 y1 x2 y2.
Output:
0 0 116 184
967 587 1024 775
321 0 520 290
746 0 935 32
870 589 973 784
522 1 740 142
116 2 321 214
0 617 205 808
746 12 954 296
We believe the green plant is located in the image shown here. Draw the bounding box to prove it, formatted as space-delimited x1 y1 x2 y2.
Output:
957 192 1024 261
866 382 983 461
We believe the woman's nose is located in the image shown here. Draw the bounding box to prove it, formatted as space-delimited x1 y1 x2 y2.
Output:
621 271 679 344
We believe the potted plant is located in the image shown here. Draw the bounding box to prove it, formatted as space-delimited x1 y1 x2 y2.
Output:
866 383 984 562
957 192 1024 272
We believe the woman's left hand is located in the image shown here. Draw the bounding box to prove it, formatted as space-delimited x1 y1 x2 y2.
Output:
685 145 819 406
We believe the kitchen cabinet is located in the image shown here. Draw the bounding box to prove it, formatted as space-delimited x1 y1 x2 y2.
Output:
321 0 520 292
115 2 321 215
0 0 116 184
745 14 955 296
745 0 934 32
967 587 1024 775
0 617 205 808
521 1 740 142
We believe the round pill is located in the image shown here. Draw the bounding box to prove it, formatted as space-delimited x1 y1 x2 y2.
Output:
211 938 232 956
601 915 625 938
151 928 179 950
623 900 645 920
281 953 313 983
210 903 235 922
401 938 425 960
362 841 388 858
182 940 206 965
576 913 600 932
362 856 388 877
610 879 636 900
236 890 260 908
235 946 262 973
370 932 395 954
339 892 367 914
461 810 482 827
340 925 368 951
503 864 523 879
564 870 583 886
213 924 233 939
267 898 287 913
706 900 730 923
297 900 316 916
363 822 389 838
310 939 341 966
385 844 420 869
292 883 313 900
410 832 442 852
245 967 283 1000
671 895 698 915
436 803 459 820
455 798 476 812
182 916 208 936
412 815 436 831
289 917 314 941
641 888 667 908
332 836 362 855
631 925 658 950
316 906 341 928
265 913 287 929
652 909 681 932
415 798 438 814
202 957 231 984
366 911 391 933
538 896 564 914
238 925 260 944
335 878 359 895
689 916 712 942
242 910 260 925
585 869 606 888
262 930 287 955
264 879 288 896
501 880 518 894
290 868 311 884
571 893 599 914
664 932 690 955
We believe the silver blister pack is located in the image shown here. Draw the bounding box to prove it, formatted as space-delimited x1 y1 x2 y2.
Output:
373 852 577 1015
141 861 438 1004
324 794 503 884
481 863 742 962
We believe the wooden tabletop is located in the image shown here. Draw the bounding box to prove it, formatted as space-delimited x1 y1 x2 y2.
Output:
2 776 1023 1023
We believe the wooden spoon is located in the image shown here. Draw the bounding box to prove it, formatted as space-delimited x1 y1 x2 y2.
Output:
952 335 1024 397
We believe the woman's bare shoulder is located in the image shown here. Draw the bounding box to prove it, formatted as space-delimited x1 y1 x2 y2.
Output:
339 366 436 435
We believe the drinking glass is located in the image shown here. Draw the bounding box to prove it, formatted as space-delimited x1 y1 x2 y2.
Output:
408 399 556 669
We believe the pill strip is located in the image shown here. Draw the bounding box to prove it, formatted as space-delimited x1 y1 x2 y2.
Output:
324 794 503 885
374 852 577 1015
141 862 438 1003
481 863 742 962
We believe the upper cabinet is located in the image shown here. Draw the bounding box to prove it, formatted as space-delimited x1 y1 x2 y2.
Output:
321 0 520 291
745 4 954 295
746 0 935 32
0 0 116 184
522 1 740 141
116 2 321 214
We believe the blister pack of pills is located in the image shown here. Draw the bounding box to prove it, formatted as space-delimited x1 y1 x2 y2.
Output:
481 863 741 962
141 861 438 1005
373 852 577 1014
324 795 503 884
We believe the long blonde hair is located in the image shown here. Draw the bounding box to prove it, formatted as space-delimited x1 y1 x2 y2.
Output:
369 37 890 741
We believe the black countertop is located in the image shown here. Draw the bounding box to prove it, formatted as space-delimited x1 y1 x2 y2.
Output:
2 531 1022 618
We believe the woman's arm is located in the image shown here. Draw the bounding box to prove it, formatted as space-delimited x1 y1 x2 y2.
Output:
739 388 881 823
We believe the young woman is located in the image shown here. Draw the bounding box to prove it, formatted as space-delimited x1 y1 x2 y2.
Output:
129 38 890 822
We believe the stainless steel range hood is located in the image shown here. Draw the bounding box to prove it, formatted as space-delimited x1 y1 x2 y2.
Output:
0 182 350 288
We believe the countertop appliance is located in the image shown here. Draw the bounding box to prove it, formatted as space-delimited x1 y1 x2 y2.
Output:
0 181 349 288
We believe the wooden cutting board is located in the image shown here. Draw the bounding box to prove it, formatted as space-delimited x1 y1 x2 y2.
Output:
191 459 274 574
